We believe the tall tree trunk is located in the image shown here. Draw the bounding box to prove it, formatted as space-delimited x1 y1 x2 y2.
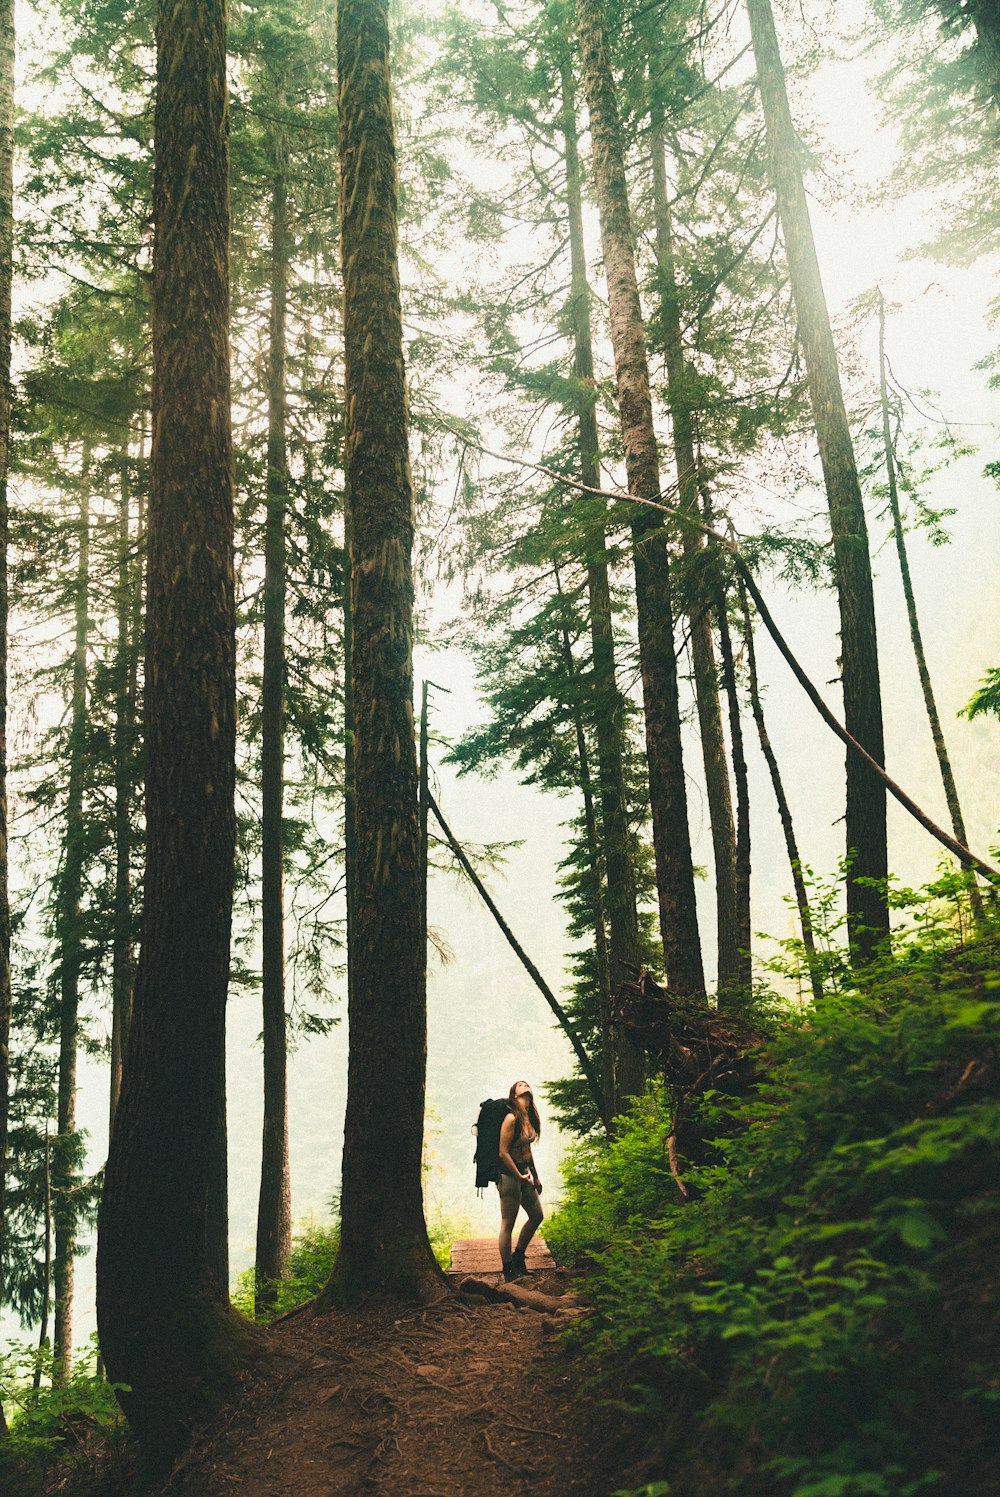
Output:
739 580 823 1002
316 0 442 1306
255 72 292 1317
343 501 356 1019
97 0 250 1464
53 460 91 1383
715 601 752 991
109 453 139 1137
32 1129 52 1401
746 0 888 961
576 0 705 998
0 0 13 1439
876 293 983 924
558 47 643 1109
648 83 740 997
554 567 613 1126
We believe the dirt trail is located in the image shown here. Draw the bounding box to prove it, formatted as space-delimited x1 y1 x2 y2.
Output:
156 1270 621 1497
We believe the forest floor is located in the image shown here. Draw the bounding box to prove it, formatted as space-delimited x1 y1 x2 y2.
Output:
149 1264 626 1497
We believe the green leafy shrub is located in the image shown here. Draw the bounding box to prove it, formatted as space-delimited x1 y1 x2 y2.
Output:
426 1202 477 1269
234 1203 475 1320
0 1336 129 1497
548 928 1000 1497
233 1213 342 1320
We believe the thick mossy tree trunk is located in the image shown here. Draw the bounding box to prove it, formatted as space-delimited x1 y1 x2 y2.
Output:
559 47 644 1110
97 0 252 1465
648 94 740 998
876 294 983 924
0 0 12 1439
53 468 90 1382
747 0 888 961
576 0 705 998
255 73 292 1317
316 0 443 1306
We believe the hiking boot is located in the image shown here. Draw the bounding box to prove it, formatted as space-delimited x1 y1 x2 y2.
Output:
502 1259 518 1282
509 1248 530 1279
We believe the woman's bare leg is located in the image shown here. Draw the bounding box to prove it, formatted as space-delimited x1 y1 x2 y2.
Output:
515 1186 543 1255
498 1186 520 1265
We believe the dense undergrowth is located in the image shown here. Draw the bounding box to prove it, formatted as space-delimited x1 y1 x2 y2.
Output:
546 908 1000 1497
4 899 997 1497
0 1207 471 1495
0 1339 128 1497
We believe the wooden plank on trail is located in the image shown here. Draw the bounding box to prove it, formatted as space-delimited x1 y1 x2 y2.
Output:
449 1236 555 1276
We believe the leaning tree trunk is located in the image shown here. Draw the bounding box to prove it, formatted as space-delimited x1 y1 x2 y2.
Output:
53 461 91 1383
876 293 983 924
97 0 251 1466
747 0 888 962
0 0 12 1437
739 579 823 1002
576 0 705 998
255 70 292 1317
648 86 740 999
316 0 443 1306
559 45 644 1108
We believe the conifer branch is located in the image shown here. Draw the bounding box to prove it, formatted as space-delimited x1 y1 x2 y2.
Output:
433 419 1000 886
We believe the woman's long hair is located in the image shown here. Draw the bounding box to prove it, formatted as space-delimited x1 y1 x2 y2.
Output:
508 1080 541 1140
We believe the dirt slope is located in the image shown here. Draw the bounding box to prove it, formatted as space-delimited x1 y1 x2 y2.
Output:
155 1272 622 1497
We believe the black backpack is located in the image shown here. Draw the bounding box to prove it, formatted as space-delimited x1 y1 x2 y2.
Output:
473 1097 512 1191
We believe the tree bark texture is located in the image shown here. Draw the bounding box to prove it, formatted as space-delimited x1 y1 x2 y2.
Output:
53 468 90 1381
0 0 13 1430
317 0 442 1305
559 47 644 1108
255 76 292 1315
746 0 889 960
97 0 250 1464
877 294 983 924
576 0 705 997
109 455 139 1137
648 98 740 996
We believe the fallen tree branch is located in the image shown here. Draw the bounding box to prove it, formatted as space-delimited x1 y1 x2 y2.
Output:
458 1275 580 1316
427 788 607 1123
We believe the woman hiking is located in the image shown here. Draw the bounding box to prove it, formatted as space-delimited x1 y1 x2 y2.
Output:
498 1080 543 1281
